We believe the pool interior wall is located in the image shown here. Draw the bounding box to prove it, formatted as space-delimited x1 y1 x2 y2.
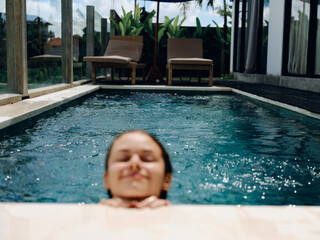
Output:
0 84 320 239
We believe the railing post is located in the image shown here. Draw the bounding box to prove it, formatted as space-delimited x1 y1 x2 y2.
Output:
101 18 108 77
6 0 15 92
62 0 73 84
86 6 94 78
110 9 120 37
6 0 28 95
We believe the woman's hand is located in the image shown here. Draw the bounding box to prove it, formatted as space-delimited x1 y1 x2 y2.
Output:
134 196 170 208
100 196 170 208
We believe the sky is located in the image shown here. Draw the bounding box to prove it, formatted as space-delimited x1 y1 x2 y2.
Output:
0 0 233 37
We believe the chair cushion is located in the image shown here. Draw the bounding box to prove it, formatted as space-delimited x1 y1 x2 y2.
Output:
83 56 132 64
104 40 143 62
168 58 213 65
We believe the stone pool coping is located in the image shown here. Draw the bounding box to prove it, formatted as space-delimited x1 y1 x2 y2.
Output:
0 203 319 239
1 84 320 238
0 85 100 131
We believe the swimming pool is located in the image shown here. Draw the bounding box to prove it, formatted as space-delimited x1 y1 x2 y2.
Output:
0 90 320 205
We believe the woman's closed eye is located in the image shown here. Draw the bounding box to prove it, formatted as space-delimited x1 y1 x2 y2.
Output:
114 153 156 162
141 155 156 162
116 155 130 162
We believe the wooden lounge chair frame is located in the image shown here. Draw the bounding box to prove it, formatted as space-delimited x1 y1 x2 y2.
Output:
84 36 146 84
166 38 214 87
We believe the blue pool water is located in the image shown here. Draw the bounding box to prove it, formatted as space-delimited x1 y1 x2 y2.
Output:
0 91 320 205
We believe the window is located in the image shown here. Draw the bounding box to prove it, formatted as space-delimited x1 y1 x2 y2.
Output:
315 2 320 75
234 0 248 72
287 0 310 75
233 0 269 73
257 0 270 73
283 0 320 77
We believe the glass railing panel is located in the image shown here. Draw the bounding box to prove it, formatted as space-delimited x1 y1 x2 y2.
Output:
26 0 62 89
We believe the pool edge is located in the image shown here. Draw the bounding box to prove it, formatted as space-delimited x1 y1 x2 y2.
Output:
0 85 100 131
0 203 319 239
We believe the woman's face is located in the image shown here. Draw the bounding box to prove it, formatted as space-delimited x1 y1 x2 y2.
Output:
104 132 171 200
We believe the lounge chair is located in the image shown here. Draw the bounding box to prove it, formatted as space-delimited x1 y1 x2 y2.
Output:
167 38 214 86
83 36 146 84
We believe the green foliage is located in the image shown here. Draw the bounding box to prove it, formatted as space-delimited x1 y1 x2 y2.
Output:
27 19 44 58
142 12 173 50
28 65 62 85
216 4 232 20
192 17 211 38
0 13 5 37
157 18 174 44
166 15 186 39
142 10 156 40
0 68 7 84
109 4 145 36
142 11 173 46
212 19 231 54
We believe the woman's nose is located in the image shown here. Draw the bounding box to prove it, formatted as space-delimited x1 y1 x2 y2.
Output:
129 154 142 169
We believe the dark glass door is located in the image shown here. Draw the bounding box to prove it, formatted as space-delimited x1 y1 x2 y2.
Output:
233 0 269 73
283 0 320 77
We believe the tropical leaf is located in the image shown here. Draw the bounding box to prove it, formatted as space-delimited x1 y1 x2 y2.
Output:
119 22 125 36
176 28 186 38
166 16 186 39
212 19 222 44
129 27 136 36
196 17 202 36
122 6 126 19
134 3 140 24
109 16 120 35
135 26 144 36
173 15 179 34
202 24 211 36
145 10 155 23
158 27 166 44
178 17 186 28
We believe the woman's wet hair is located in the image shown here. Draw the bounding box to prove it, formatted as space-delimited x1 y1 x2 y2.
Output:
105 130 173 199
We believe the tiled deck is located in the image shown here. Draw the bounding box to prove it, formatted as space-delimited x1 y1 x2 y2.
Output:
214 80 320 114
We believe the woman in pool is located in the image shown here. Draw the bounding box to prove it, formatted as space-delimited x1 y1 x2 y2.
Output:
101 130 172 208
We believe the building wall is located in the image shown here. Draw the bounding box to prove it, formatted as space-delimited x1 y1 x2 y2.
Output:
230 0 320 93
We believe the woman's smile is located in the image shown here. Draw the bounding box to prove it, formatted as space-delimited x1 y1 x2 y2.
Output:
124 171 147 179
